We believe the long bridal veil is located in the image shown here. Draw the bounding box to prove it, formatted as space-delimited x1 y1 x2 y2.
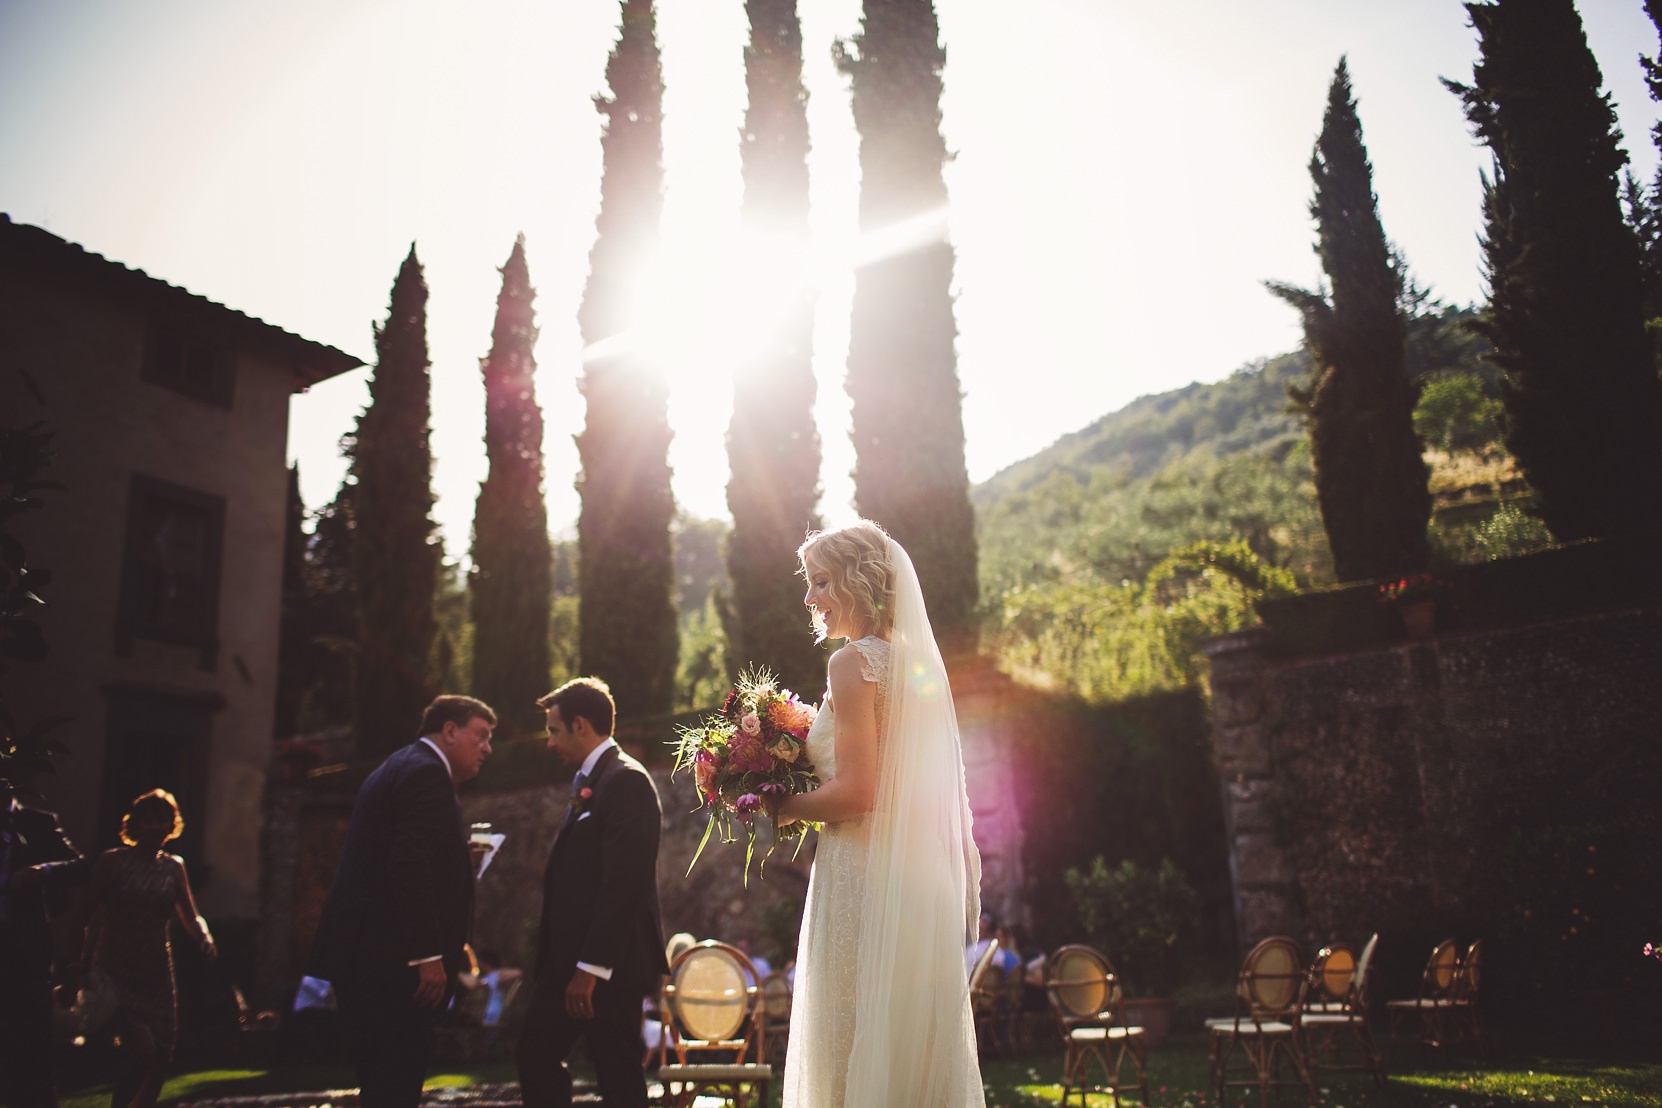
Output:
844 536 986 1107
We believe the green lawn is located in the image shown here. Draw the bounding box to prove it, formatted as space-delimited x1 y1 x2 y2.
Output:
59 1029 1661 1108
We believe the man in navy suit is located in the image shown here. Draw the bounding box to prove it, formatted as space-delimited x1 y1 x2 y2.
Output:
0 796 85 1108
310 695 496 1108
517 678 667 1108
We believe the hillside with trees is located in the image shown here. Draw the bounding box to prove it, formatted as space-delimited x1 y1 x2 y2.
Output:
972 302 1544 704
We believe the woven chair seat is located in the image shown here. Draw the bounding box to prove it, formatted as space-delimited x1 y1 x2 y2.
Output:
1205 1017 1295 1035
656 1063 773 1082
1385 997 1460 1010
1069 1025 1145 1043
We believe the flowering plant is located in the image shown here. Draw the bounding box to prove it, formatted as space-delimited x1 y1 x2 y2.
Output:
1375 572 1446 605
670 666 820 883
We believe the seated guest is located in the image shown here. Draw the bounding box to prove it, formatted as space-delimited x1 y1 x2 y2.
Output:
735 939 772 986
965 911 999 978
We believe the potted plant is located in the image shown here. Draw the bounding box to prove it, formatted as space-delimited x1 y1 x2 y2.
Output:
1375 572 1447 638
1064 856 1198 1046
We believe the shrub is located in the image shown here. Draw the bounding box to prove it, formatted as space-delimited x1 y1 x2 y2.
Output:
1064 856 1198 996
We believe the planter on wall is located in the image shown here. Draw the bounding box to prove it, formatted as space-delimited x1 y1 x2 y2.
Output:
1398 598 1437 639
1121 996 1176 1048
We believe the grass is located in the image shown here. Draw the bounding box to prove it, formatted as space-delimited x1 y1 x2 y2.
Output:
59 1028 1660 1108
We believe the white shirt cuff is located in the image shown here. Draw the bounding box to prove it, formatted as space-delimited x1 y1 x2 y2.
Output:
577 961 614 981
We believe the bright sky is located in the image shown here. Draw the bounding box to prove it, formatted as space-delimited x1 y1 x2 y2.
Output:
2 0 1656 558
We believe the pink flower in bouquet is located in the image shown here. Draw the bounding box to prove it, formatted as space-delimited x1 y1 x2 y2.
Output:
766 735 803 765
727 732 772 774
739 712 762 736
734 793 763 823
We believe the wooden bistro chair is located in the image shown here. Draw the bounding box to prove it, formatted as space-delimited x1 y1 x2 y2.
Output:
1300 933 1385 1084
1447 939 1487 1056
1206 936 1316 1106
1002 956 1031 1053
758 970 793 1070
1044 944 1150 1108
654 941 772 1108
1385 937 1463 1050
968 937 1003 1055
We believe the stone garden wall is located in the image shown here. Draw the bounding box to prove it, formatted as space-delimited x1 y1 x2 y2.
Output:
1203 543 1662 1009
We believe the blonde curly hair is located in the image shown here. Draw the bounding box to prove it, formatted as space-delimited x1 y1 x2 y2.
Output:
797 519 895 643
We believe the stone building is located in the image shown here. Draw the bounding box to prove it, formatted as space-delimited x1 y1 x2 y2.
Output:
0 213 360 917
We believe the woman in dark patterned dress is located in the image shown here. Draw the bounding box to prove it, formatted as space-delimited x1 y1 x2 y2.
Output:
71 790 215 1108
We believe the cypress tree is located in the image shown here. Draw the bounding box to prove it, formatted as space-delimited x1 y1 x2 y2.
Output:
725 0 824 698
1635 1 1662 320
470 236 552 731
1267 58 1430 582
575 0 679 718
303 481 359 732
1447 0 1662 545
836 0 979 661
274 464 308 738
348 247 440 756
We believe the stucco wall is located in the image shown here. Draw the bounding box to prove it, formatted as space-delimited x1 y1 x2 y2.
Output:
1 269 303 917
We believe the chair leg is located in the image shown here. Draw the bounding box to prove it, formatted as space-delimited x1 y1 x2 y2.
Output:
1129 1037 1151 1107
1355 1018 1386 1085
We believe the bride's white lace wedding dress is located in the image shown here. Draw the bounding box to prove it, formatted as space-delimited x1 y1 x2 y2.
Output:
781 637 885 1107
782 631 985 1108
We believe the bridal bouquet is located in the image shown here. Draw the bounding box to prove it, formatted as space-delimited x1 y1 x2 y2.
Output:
670 667 820 882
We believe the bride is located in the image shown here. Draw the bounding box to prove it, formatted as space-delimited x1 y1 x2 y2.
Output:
776 519 985 1107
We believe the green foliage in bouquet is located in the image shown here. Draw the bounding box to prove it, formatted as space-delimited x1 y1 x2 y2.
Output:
670 666 820 884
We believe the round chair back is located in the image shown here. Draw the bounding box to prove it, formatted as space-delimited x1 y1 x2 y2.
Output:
1049 945 1118 1021
1241 936 1305 1016
671 944 750 1042
1312 943 1357 1003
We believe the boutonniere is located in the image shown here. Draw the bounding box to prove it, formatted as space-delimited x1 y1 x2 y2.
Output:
568 785 595 818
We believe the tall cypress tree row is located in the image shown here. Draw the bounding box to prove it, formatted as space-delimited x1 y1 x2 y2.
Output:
836 0 979 661
1446 0 1662 545
348 247 440 756
725 0 824 697
575 0 679 718
470 236 552 730
1267 58 1430 582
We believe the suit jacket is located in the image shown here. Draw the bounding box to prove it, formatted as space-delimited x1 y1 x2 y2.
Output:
0 799 85 965
536 744 668 996
310 741 474 988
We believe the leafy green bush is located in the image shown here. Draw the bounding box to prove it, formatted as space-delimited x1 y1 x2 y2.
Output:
1414 371 1504 453
1064 856 1198 995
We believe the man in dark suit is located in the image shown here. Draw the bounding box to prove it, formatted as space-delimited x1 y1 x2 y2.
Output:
0 796 86 1108
517 678 667 1108
310 695 496 1108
